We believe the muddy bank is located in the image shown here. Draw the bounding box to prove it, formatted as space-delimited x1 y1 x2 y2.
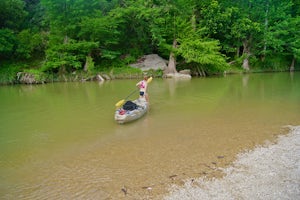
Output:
164 126 300 200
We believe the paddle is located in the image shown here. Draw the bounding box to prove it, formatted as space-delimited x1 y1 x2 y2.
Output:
115 77 153 107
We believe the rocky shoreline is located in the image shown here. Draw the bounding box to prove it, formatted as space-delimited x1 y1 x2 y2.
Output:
3 54 298 85
3 54 195 85
164 126 300 200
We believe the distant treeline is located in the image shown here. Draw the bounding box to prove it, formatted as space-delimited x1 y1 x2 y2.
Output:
0 0 299 81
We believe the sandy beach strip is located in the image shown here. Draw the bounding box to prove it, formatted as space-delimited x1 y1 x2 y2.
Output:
164 126 300 200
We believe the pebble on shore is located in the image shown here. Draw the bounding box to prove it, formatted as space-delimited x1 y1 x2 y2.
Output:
164 126 300 200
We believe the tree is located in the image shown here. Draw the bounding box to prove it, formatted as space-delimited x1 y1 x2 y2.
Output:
0 29 16 58
107 1 154 58
16 29 44 59
145 0 228 75
270 0 300 70
42 39 98 73
148 0 195 74
41 0 106 72
0 0 27 30
0 0 27 59
267 16 300 71
2 0 299 77
231 17 261 70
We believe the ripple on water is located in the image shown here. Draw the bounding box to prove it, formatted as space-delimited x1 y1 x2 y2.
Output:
1 73 300 199
164 126 300 200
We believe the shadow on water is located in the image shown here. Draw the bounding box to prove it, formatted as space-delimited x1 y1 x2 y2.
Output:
0 72 300 199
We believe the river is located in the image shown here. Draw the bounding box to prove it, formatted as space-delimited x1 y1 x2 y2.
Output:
0 72 299 199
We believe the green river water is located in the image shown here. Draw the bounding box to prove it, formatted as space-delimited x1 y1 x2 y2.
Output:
0 72 299 199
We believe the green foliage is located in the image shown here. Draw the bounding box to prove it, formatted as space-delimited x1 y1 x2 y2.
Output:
177 38 228 69
101 49 121 60
268 16 300 59
231 18 261 42
0 0 27 30
42 49 80 72
199 0 233 36
174 16 228 72
0 62 24 84
23 69 47 82
108 2 153 55
103 66 143 79
122 54 137 65
0 28 16 57
260 55 291 71
0 0 299 84
16 29 44 59
84 55 95 73
42 38 99 72
110 66 142 75
79 15 120 45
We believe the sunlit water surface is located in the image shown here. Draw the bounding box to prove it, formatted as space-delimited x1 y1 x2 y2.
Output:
0 72 299 199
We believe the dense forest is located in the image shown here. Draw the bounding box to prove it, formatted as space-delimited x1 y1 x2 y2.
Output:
0 0 299 84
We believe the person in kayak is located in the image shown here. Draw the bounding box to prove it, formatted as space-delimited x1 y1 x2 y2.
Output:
136 76 149 101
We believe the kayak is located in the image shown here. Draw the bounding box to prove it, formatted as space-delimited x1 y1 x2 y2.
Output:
114 98 148 124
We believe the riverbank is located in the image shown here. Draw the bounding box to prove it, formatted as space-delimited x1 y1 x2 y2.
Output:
1 58 298 85
0 65 150 85
164 126 300 200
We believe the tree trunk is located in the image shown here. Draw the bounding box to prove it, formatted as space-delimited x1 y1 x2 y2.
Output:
165 39 178 74
242 39 251 71
83 58 88 72
236 46 240 57
84 52 92 72
64 35 69 44
59 65 66 75
242 57 250 71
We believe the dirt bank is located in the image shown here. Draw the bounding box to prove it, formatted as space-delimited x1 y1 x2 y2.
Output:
164 126 300 200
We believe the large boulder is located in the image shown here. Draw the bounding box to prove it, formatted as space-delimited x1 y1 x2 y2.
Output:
130 54 167 71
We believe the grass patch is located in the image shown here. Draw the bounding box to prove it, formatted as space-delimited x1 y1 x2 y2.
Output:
101 66 144 79
0 63 25 84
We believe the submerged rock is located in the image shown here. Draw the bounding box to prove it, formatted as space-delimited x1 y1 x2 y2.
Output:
164 73 192 79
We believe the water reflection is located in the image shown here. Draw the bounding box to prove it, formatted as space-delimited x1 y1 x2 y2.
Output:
242 74 249 87
164 78 191 96
0 72 300 199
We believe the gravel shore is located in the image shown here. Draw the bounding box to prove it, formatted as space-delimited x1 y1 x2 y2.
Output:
164 126 300 200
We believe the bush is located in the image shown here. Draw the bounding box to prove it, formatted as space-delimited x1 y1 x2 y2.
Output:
0 63 23 84
17 69 46 84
